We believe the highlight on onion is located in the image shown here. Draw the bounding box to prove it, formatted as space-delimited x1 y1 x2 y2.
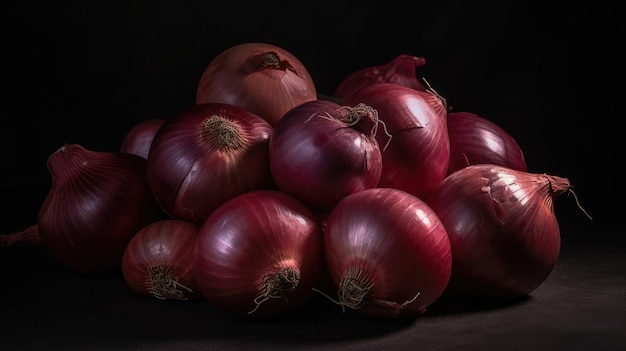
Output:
122 219 201 301
120 118 165 159
447 111 527 175
344 83 450 199
334 54 428 101
319 187 452 319
196 42 317 127
194 189 325 317
37 144 160 275
147 102 275 225
269 99 383 213
425 164 570 298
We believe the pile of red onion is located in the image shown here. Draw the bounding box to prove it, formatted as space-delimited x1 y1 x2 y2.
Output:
1 42 588 320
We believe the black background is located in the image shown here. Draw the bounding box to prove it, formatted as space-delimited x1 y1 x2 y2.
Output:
2 1 622 241
1 2 625 349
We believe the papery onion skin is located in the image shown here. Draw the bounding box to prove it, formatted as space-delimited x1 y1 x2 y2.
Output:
122 219 201 300
147 102 274 225
344 83 450 199
324 187 452 319
269 99 383 213
120 118 165 159
425 164 570 298
38 144 160 275
334 54 428 101
447 111 527 175
196 42 317 127
194 190 325 317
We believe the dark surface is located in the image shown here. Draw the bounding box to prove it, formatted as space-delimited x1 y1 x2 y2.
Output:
1 1 624 350
1 236 624 350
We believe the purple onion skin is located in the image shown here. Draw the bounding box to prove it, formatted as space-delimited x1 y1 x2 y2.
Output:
324 187 452 319
38 144 160 275
447 111 527 175
334 54 428 101
194 190 325 317
425 164 570 298
269 99 382 213
344 83 449 200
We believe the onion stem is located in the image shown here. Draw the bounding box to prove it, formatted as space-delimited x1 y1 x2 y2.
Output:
248 266 300 314
147 264 194 300
0 224 43 248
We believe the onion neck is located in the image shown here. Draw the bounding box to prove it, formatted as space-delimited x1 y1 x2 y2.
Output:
0 224 43 248
247 51 297 75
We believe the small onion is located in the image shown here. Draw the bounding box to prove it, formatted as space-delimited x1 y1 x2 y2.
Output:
425 164 570 298
122 219 201 300
196 42 317 127
37 144 160 275
334 54 428 101
269 99 383 213
120 118 165 159
344 83 450 199
447 111 527 175
147 102 274 225
321 187 452 319
194 190 325 317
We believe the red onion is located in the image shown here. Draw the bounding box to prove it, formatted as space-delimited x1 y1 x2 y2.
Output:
447 111 527 175
122 219 201 300
344 83 450 199
37 144 160 275
321 187 452 319
334 54 428 101
425 164 570 298
269 99 383 213
194 190 325 317
196 42 317 127
147 102 274 225
120 118 165 159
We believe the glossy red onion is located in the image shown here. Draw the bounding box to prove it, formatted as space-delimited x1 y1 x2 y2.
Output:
122 219 201 300
269 99 383 213
38 144 160 275
120 118 165 159
147 102 274 225
321 187 452 319
334 54 428 101
425 164 570 298
196 42 317 127
194 190 325 317
344 83 449 199
447 111 527 175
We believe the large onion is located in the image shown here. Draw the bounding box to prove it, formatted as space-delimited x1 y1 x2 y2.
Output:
194 190 325 317
425 164 570 298
322 187 452 319
147 102 274 225
196 42 317 127
269 99 383 213
37 144 160 275
344 83 450 199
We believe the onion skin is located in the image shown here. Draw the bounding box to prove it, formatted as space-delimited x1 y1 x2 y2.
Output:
269 99 383 213
194 190 325 317
196 42 317 127
120 118 165 159
344 83 450 199
447 111 527 175
323 188 452 319
147 102 274 225
425 164 570 298
38 144 160 275
334 54 428 101
122 219 201 300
